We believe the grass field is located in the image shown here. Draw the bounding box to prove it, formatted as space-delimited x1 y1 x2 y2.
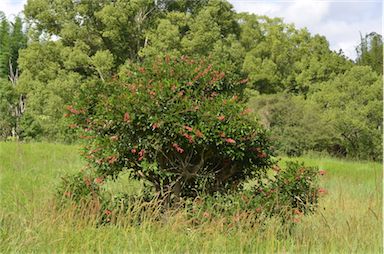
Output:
0 142 382 253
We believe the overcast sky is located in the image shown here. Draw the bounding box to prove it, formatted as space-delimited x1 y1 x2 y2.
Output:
1 0 382 60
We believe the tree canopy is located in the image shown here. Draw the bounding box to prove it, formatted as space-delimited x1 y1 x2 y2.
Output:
0 0 381 160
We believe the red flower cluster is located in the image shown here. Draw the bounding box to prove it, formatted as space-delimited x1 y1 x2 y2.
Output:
183 125 193 132
319 169 327 176
193 64 212 81
94 177 104 184
217 115 225 121
240 108 252 115
83 177 91 187
182 133 194 143
107 155 118 164
209 71 225 84
239 78 249 84
293 209 303 216
225 138 236 144
79 135 95 139
195 129 204 138
318 188 327 195
258 152 267 158
66 105 84 115
138 67 145 73
138 149 145 161
172 143 184 154
124 112 130 123
152 123 159 130
64 191 72 197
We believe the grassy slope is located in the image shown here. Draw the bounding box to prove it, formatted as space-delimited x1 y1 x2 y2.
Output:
0 142 382 253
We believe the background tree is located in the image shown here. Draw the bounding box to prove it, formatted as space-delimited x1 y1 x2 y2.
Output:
356 32 383 75
310 66 382 160
0 13 28 139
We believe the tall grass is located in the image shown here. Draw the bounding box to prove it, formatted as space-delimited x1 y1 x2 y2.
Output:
0 142 382 253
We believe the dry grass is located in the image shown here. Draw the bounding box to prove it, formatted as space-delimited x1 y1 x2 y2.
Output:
0 142 382 253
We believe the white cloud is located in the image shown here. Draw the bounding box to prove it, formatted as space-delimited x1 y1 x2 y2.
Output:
283 1 330 27
229 0 382 60
0 0 26 19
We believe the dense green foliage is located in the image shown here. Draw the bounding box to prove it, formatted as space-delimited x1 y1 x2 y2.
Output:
250 65 382 161
0 0 382 161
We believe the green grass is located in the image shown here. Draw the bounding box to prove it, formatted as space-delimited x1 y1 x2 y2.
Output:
0 142 382 253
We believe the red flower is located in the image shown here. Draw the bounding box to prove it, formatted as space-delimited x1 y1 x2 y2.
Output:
293 209 303 216
292 217 301 223
138 149 145 161
66 105 80 115
217 115 225 121
272 165 281 172
172 143 184 154
183 125 193 132
225 138 236 144
64 191 72 197
202 212 210 219
258 152 267 158
138 67 145 73
123 112 130 123
319 169 327 176
182 133 194 143
318 188 328 195
89 148 102 154
104 209 112 216
152 123 159 130
149 90 156 96
195 129 204 138
95 177 104 184
83 177 91 187
210 91 218 97
240 108 252 115
131 148 137 154
107 155 118 164
239 78 249 84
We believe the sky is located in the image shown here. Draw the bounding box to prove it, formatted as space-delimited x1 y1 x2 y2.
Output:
1 0 382 60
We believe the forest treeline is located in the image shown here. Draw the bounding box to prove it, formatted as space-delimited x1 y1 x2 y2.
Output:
0 0 382 160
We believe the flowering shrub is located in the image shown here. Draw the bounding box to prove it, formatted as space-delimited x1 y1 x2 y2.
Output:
251 161 320 218
56 169 102 205
66 56 273 201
